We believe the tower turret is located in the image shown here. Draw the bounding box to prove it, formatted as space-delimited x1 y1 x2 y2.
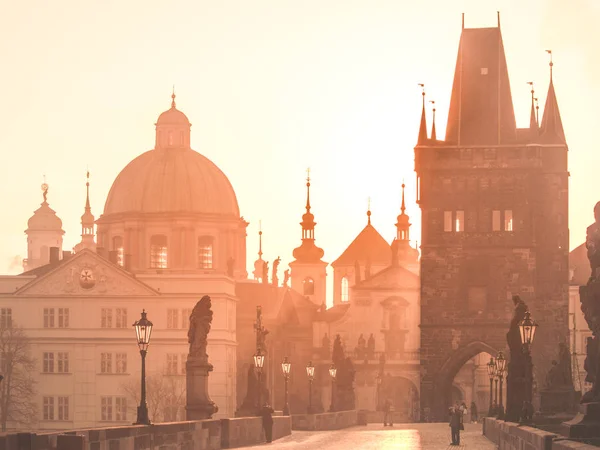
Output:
74 171 96 253
252 221 265 281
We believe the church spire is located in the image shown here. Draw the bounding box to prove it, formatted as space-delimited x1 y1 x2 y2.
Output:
539 50 566 144
252 221 265 281
527 82 538 135
292 170 324 263
367 197 372 225
76 170 96 251
396 181 410 242
430 100 437 141
417 84 428 145
171 85 176 108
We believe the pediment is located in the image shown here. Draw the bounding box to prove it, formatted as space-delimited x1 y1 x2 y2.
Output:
16 249 158 297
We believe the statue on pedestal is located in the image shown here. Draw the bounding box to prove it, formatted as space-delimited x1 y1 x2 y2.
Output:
272 257 281 286
185 296 218 419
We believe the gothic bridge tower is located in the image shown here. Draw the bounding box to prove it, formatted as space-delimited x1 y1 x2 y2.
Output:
414 16 569 420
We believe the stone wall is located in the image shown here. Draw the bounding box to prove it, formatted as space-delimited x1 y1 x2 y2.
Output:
483 418 599 450
291 410 358 431
0 416 292 450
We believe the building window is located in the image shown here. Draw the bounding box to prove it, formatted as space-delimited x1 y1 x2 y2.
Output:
341 277 349 302
303 277 315 295
43 397 55 420
504 210 513 231
101 308 112 328
0 308 11 329
150 235 168 269
101 353 112 374
43 308 55 328
57 352 69 373
116 308 128 328
166 354 178 375
43 352 55 373
112 236 124 266
181 354 187 374
492 210 501 231
182 309 192 329
444 211 453 232
58 308 69 328
455 211 464 232
58 397 69 421
167 309 179 329
197 236 214 269
115 397 127 421
116 353 127 374
101 397 113 421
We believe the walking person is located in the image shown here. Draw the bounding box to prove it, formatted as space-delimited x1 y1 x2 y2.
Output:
449 406 461 445
383 398 394 427
471 401 478 423
261 403 275 443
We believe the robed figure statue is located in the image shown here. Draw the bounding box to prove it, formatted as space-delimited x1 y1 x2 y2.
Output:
505 295 529 422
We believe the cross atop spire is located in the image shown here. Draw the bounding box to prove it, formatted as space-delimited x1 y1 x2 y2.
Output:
258 220 263 258
417 83 428 145
546 50 553 81
367 197 372 225
305 167 311 212
430 100 437 141
401 180 406 214
527 82 538 131
171 85 176 108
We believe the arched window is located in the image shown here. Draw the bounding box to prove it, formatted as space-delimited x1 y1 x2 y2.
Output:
112 236 124 266
168 131 173 146
341 276 349 302
150 235 168 269
303 277 315 295
197 236 213 269
180 131 185 145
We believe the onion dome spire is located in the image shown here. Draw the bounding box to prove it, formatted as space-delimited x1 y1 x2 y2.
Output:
394 180 419 264
417 84 428 145
75 170 96 251
292 169 324 262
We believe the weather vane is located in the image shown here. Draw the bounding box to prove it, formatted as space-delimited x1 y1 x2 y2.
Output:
41 175 49 203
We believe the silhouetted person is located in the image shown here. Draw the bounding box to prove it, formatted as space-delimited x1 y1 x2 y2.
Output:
261 403 274 443
470 401 478 423
449 407 461 445
383 398 393 426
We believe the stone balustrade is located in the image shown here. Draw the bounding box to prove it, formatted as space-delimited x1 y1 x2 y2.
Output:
291 410 359 431
483 417 599 450
0 416 291 450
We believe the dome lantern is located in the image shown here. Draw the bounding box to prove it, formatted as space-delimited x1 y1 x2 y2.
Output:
154 89 191 150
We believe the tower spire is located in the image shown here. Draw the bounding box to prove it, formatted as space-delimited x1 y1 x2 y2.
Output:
430 100 437 141
546 50 553 81
527 82 538 133
401 180 406 214
539 50 566 144
171 85 176 108
367 197 372 225
258 220 263 259
417 84 428 145
305 167 311 213
75 170 96 252
292 171 324 263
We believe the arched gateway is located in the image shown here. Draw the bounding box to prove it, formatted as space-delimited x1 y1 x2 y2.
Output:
414 19 569 421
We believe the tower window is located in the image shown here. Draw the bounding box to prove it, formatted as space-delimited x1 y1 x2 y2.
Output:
303 277 315 296
112 236 124 266
150 235 168 269
444 211 464 232
492 210 513 232
492 210 501 231
197 236 213 269
341 276 349 302
455 211 464 232
504 210 513 231
444 211 453 232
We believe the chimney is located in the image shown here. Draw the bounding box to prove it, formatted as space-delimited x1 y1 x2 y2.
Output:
108 251 118 265
49 247 60 264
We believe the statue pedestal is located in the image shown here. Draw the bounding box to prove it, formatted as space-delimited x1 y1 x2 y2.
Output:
560 402 600 440
540 388 580 415
186 356 218 420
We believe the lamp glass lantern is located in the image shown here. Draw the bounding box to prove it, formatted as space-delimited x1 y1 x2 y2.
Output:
519 310 539 346
281 357 291 376
253 351 265 370
306 361 315 379
487 357 496 378
496 351 506 375
133 310 153 352
329 365 337 379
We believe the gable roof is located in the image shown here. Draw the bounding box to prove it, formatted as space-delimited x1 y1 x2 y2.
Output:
14 249 159 296
353 263 419 291
332 224 391 267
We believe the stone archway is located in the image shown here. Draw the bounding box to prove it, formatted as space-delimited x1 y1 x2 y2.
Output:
429 341 499 421
382 376 419 422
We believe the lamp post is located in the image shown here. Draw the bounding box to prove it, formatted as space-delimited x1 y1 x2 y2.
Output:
133 310 153 425
518 310 538 414
329 364 337 412
496 351 506 419
306 361 315 414
281 357 291 416
487 357 496 416
376 375 382 411
254 350 265 415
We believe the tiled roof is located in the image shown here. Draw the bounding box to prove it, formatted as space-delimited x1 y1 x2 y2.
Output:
332 224 391 267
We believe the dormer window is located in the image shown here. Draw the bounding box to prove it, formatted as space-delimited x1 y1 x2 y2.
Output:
341 276 349 302
150 235 168 269
197 236 213 269
303 277 315 295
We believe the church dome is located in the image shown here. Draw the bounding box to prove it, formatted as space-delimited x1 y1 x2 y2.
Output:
103 148 240 217
156 106 190 126
27 202 64 232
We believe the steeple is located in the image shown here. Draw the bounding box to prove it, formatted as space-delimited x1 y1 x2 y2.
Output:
252 221 265 280
430 100 437 141
394 181 419 264
75 171 96 252
417 84 428 145
395 181 410 242
527 82 538 135
539 50 566 144
155 89 192 150
367 197 372 226
292 169 324 263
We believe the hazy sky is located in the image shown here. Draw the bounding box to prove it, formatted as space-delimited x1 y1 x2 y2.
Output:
1 0 598 280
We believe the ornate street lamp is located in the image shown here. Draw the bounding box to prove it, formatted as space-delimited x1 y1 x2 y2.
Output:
281 357 291 416
496 351 506 419
306 361 315 414
487 356 496 416
133 310 153 425
254 350 265 414
518 310 539 414
329 364 337 412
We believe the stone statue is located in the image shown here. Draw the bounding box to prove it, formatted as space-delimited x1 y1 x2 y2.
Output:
272 257 281 286
226 257 235 277
332 334 344 366
254 306 269 354
283 269 290 287
505 295 530 422
262 261 269 284
185 295 218 419
545 361 560 389
322 333 331 358
188 295 213 361
367 334 375 360
356 334 366 359
586 201 600 280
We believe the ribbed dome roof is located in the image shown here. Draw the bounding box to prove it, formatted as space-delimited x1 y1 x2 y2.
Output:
27 202 64 232
156 107 190 126
103 148 240 217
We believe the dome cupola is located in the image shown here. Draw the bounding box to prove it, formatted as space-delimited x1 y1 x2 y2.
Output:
155 91 191 150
